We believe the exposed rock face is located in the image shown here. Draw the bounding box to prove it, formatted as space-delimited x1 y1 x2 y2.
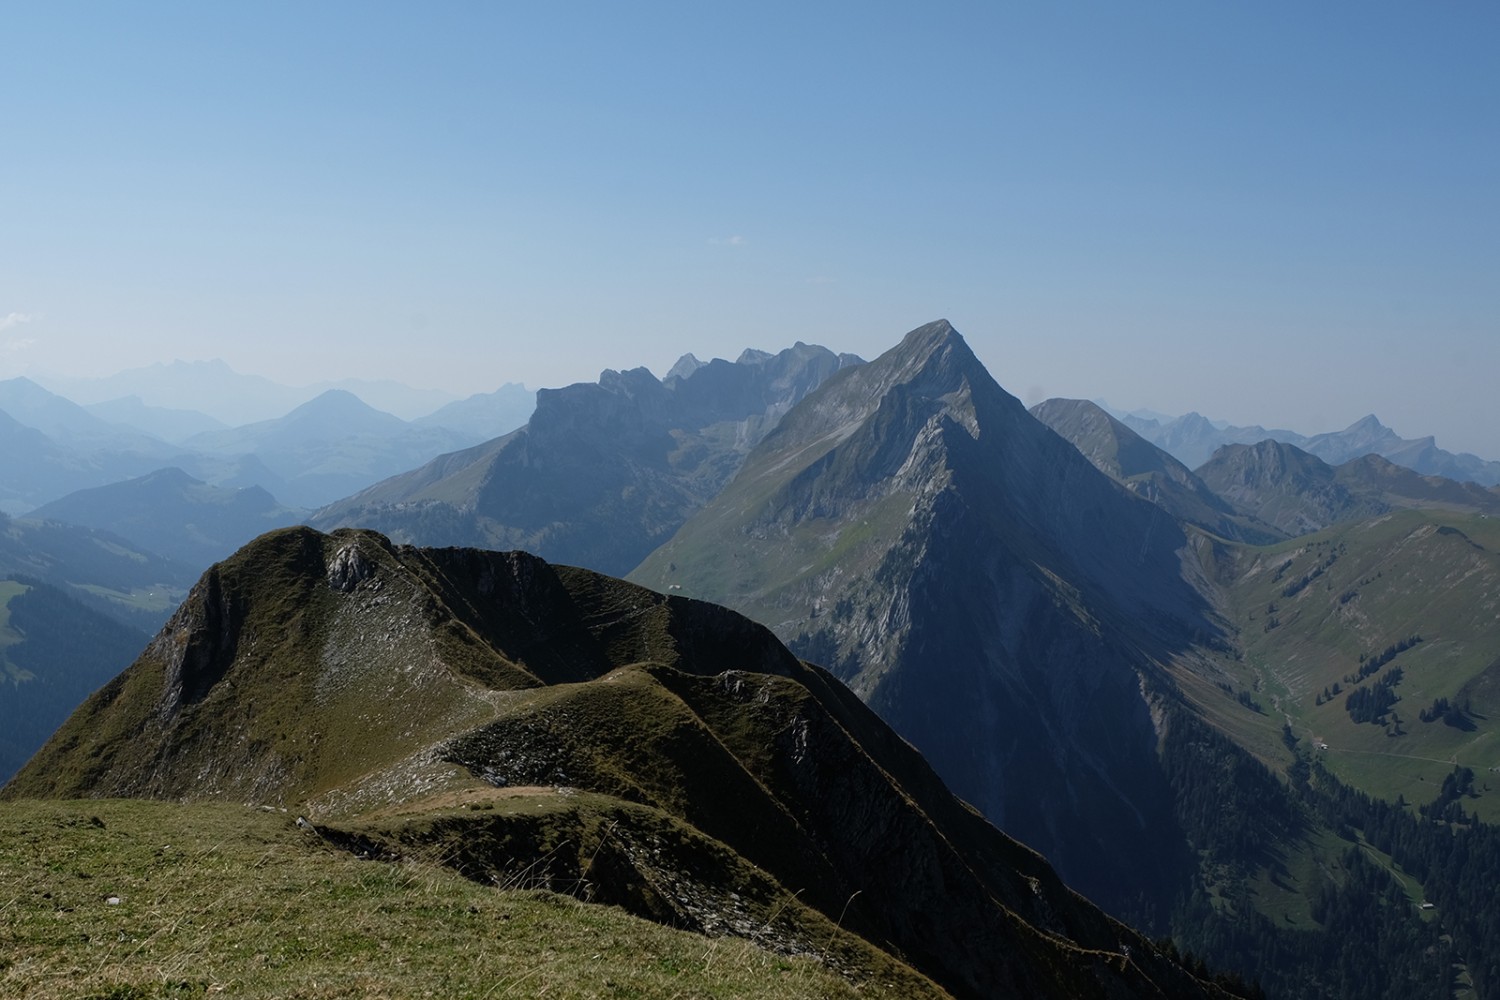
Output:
325 537 376 593
5 526 1228 1000
633 320 1220 926
311 342 864 576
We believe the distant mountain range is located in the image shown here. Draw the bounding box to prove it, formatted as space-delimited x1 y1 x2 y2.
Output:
36 358 476 424
175 389 479 509
0 376 536 516
1120 409 1500 486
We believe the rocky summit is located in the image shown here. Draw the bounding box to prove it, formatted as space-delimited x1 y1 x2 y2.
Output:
633 320 1220 924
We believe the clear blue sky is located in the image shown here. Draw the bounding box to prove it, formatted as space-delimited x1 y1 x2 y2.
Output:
3 3 1496 454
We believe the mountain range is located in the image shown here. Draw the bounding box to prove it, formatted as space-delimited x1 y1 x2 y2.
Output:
1030 398 1284 545
5 526 1234 999
12 322 1500 997
1196 439 1500 536
311 342 864 576
0 509 193 632
1123 410 1500 486
0 377 535 516
634 322 1215 925
36 358 482 425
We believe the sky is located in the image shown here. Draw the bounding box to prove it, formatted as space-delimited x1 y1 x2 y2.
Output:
3 3 1497 455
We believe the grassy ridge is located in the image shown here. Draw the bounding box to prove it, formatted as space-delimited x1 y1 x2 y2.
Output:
0 798 905 1000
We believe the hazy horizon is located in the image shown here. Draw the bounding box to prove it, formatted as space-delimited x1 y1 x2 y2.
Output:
4 5 1495 453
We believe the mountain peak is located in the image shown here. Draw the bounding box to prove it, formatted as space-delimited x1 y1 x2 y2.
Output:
1347 413 1387 432
895 317 959 351
0 376 60 405
138 466 200 487
285 389 397 424
665 352 704 381
878 319 979 381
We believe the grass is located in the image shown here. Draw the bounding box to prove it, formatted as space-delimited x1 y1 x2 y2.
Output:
0 799 904 1000
1198 510 1500 821
1160 509 1500 928
0 579 28 649
71 584 184 617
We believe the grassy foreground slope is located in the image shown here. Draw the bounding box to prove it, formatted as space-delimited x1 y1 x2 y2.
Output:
0 798 884 1000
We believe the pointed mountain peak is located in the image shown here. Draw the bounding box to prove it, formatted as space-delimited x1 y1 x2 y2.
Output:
875 319 981 380
302 387 368 406
1347 413 1387 432
894 317 961 352
0 376 61 403
665 352 705 381
1173 411 1214 429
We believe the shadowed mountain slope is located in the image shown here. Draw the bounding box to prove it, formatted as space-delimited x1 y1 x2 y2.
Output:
0 578 147 782
5 526 1230 1000
0 409 106 513
1196 439 1500 537
633 321 1222 924
0 381 194 511
27 467 305 570
311 343 863 577
1031 398 1283 545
